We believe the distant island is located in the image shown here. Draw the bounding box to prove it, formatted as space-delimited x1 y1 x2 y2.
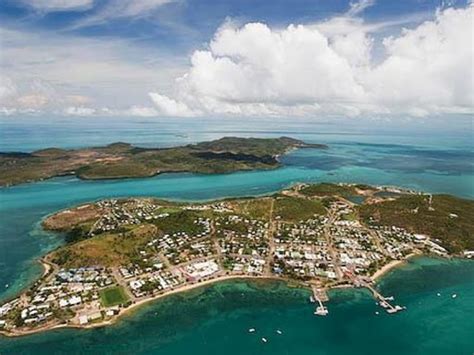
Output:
1 182 472 336
0 137 326 186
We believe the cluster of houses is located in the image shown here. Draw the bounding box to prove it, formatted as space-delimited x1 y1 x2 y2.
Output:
274 217 326 243
127 270 183 298
146 217 214 265
92 199 167 235
216 215 269 258
371 225 418 259
0 267 114 330
272 217 337 279
1 192 458 334
224 255 266 275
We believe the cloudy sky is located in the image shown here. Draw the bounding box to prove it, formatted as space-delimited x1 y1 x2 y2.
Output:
0 0 472 118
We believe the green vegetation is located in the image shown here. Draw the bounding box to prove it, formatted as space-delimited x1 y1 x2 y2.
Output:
193 136 326 156
0 137 325 186
42 183 473 271
51 224 157 267
153 210 207 235
341 211 357 221
300 183 356 197
232 198 272 220
99 286 129 307
64 223 94 243
274 196 326 222
359 194 474 252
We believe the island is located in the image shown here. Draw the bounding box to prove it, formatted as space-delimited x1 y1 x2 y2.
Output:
1 182 472 336
0 137 326 186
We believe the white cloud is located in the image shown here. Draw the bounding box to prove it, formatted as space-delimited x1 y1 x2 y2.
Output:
365 5 474 114
346 0 376 17
17 94 49 108
17 0 174 20
149 93 197 117
69 0 176 29
64 106 96 116
0 26 186 114
0 76 17 100
150 4 474 117
18 0 94 12
125 106 159 117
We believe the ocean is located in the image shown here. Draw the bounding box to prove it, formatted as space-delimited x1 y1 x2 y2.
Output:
0 116 472 354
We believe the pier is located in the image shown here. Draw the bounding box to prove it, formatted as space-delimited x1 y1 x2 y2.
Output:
311 286 329 316
346 272 405 314
362 282 404 314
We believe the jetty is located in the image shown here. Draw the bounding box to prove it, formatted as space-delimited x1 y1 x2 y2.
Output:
312 286 329 316
346 271 404 314
362 281 404 314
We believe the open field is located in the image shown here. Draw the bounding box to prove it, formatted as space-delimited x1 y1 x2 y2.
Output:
274 196 327 222
99 286 129 307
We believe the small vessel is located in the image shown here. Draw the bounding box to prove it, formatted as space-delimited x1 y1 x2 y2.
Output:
261 338 267 343
4 284 8 288
452 294 457 298
384 296 394 301
309 296 316 303
437 293 441 296
276 330 282 335
314 306 328 316
248 328 255 333
386 305 404 314
375 311 379 315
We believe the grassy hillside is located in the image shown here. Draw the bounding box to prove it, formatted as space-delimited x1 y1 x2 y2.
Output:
274 196 327 222
299 183 357 197
359 194 474 252
0 137 324 186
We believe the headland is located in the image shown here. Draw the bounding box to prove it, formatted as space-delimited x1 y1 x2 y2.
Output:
1 182 472 336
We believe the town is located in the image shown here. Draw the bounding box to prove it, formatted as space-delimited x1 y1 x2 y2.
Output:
0 183 464 336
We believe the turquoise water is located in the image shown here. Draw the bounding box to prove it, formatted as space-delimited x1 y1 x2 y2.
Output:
0 117 473 353
0 257 473 355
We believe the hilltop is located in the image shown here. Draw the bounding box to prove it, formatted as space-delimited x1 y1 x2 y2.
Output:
0 137 325 187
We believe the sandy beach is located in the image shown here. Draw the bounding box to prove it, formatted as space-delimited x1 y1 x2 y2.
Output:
1 252 428 338
371 253 419 281
0 274 290 338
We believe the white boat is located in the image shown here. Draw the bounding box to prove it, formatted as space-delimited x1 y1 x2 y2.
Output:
309 296 316 303
314 306 328 316
375 311 379 315
276 330 282 335
386 305 404 314
248 328 255 333
261 338 267 343
452 294 457 298
437 293 441 296
384 296 394 301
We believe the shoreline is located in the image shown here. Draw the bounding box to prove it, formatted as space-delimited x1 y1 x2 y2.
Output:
1 180 470 338
2 252 470 339
370 253 420 282
0 274 295 338
0 253 422 338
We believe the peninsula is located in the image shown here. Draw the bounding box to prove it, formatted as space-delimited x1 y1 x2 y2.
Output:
0 137 326 186
1 183 472 336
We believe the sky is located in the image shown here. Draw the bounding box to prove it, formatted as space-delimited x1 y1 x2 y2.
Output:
0 0 473 119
